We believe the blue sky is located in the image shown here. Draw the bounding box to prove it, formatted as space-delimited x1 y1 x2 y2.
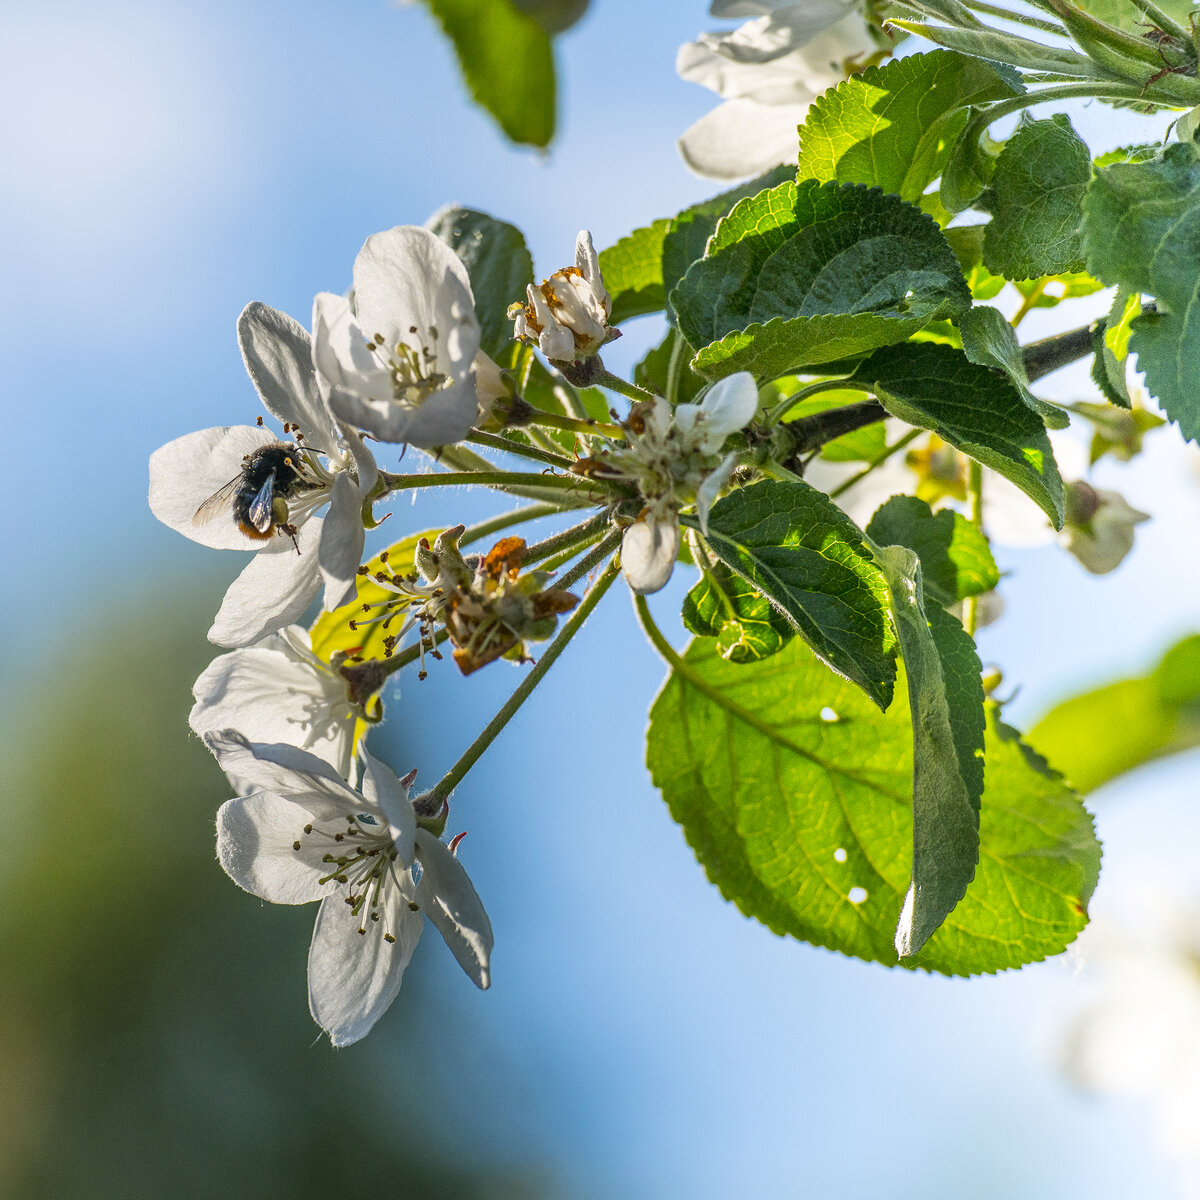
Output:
2 1 1200 1195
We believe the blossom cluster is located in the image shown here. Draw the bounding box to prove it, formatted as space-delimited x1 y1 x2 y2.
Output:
149 223 769 1043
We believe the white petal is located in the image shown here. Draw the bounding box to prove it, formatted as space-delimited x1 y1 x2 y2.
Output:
311 291 394 401
697 452 739 534
359 749 417 864
538 321 577 362
204 729 365 813
621 513 682 594
698 371 759 444
188 628 354 781
318 473 365 611
338 422 379 495
216 792 332 903
149 425 278 550
307 887 421 1047
237 302 337 450
677 99 810 180
414 830 493 989
352 226 480 380
208 517 324 647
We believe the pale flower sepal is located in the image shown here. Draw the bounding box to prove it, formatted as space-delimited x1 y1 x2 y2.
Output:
1059 483 1150 575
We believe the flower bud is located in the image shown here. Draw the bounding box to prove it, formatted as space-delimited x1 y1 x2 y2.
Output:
1059 483 1149 574
509 231 619 363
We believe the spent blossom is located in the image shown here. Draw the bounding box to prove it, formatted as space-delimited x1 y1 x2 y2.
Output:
208 730 492 1048
577 372 759 594
149 303 377 647
313 225 503 449
509 231 618 363
677 0 881 179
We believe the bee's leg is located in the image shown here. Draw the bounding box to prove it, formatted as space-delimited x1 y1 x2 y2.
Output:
279 523 301 554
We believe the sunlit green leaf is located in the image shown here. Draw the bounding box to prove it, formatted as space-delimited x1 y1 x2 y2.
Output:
646 637 1101 975
420 0 556 148
673 180 970 381
1028 634 1200 792
682 561 795 663
599 219 670 324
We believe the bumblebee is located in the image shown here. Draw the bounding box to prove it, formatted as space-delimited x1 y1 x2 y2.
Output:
192 442 310 543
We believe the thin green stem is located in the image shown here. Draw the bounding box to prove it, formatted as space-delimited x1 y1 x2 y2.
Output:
467 429 575 470
767 377 866 424
829 429 922 499
1011 280 1047 328
426 557 620 801
958 0 1070 34
525 403 625 440
665 332 686 406
556 530 622 591
523 511 613 566
595 368 658 406
380 469 592 493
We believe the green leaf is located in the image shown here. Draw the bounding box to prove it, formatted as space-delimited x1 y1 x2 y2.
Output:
672 180 970 381
959 305 1071 429
420 0 556 148
796 50 1021 205
662 165 797 313
690 479 898 707
874 546 984 957
427 206 533 358
1013 271 1106 309
1028 634 1200 793
1084 140 1200 440
944 225 1007 299
646 636 1101 975
1090 290 1135 409
980 115 1091 281
599 219 670 325
866 495 999 607
852 341 1066 526
682 562 795 663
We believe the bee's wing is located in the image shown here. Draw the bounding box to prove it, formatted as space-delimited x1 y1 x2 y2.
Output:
247 473 277 533
192 476 241 527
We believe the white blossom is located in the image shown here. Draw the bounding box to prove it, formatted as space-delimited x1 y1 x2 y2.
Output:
510 231 617 362
677 0 879 179
207 730 492 1048
189 626 362 788
313 225 489 449
149 303 377 647
1059 482 1150 574
602 373 759 594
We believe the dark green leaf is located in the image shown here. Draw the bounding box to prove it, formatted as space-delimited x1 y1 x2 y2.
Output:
796 50 1021 204
682 562 795 663
428 206 533 358
853 342 1065 526
1077 0 1194 35
866 495 999 607
959 305 1070 428
672 180 970 381
687 479 898 708
980 115 1090 281
1084 140 1200 440
874 546 984 957
420 0 555 148
646 636 1101 975
1028 634 1200 793
599 219 670 325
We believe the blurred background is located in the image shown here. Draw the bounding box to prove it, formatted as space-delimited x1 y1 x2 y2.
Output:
2 0 1199 1195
